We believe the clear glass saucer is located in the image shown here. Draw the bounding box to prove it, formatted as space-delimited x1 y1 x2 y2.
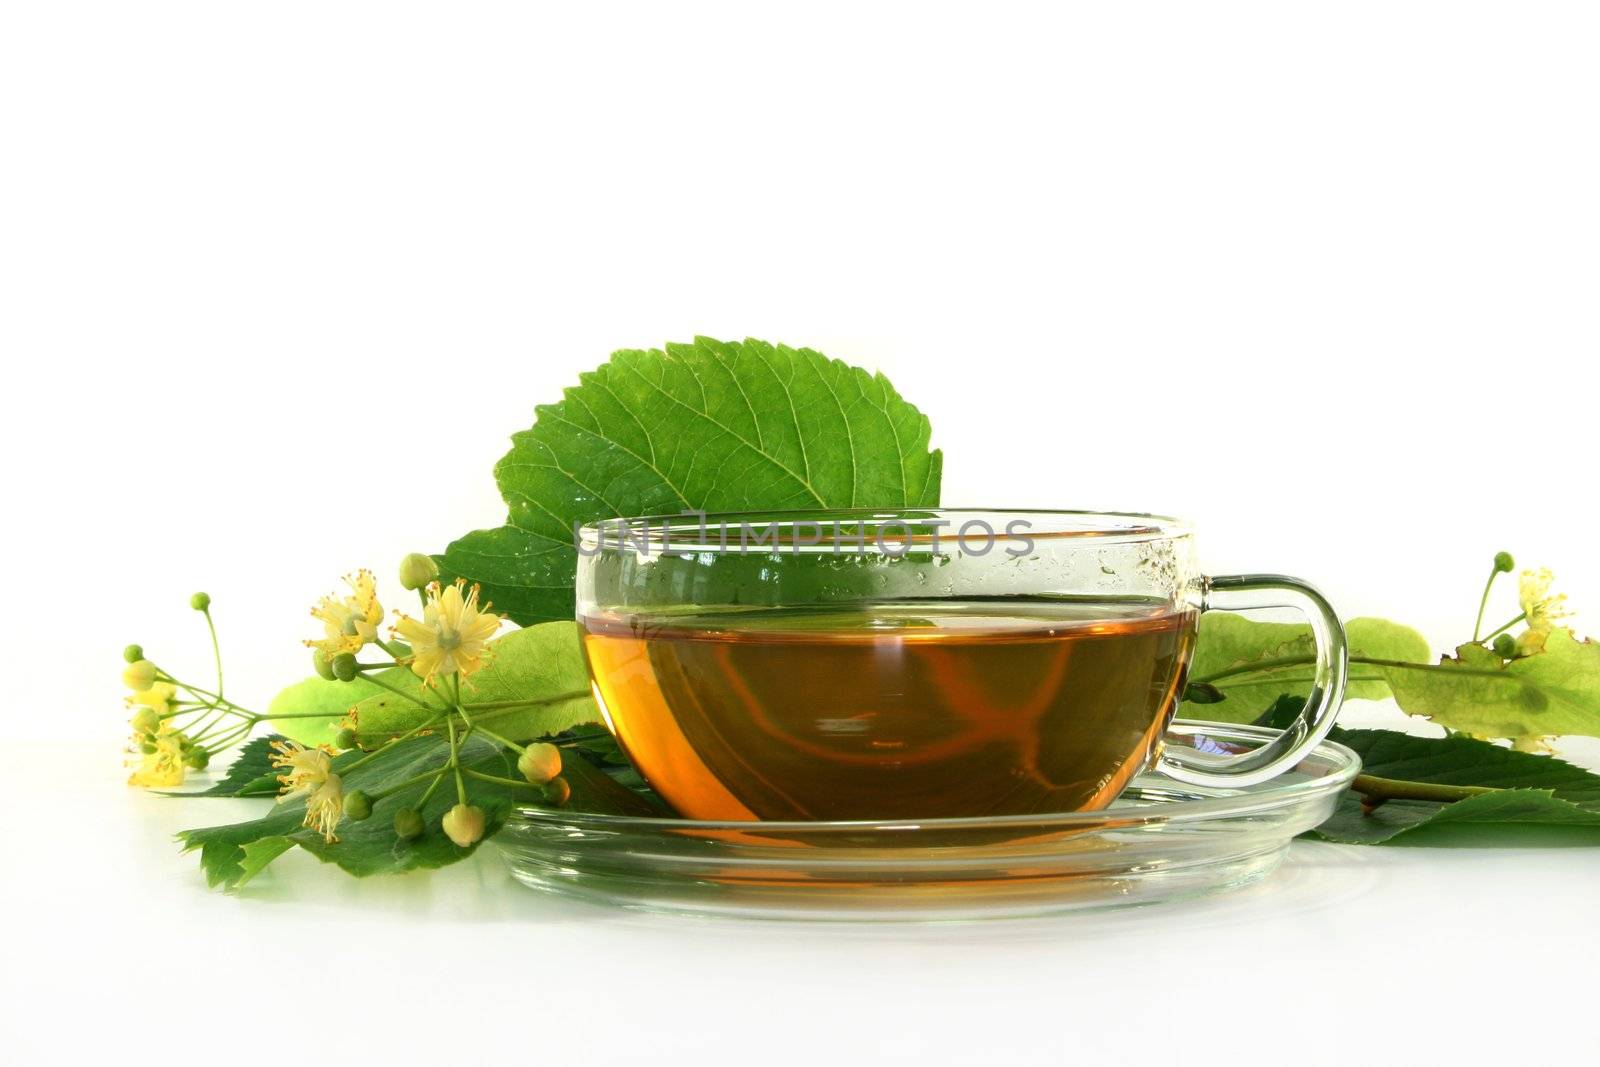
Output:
497 722 1360 921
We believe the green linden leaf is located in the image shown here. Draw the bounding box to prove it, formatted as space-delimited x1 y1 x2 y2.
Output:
172 734 284 797
347 621 599 743
560 749 673 817
1181 615 1430 722
268 622 601 746
266 674 391 747
1384 628 1600 740
179 734 534 890
436 336 944 625
1252 696 1600 845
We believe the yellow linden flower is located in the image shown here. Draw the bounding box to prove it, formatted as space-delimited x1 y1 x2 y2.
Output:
270 739 345 843
127 729 187 788
1516 568 1572 656
126 681 179 714
306 570 384 658
126 683 180 753
393 580 502 686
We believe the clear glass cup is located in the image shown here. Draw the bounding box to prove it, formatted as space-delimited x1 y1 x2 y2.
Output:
576 509 1347 822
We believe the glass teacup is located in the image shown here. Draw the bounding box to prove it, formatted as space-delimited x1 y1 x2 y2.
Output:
576 509 1347 821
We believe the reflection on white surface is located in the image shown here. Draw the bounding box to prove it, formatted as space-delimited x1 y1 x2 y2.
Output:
12 739 1600 1067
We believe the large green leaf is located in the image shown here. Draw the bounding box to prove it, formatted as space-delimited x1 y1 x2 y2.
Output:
179 734 537 890
177 735 283 797
560 750 674 817
267 674 392 747
1253 696 1600 844
1383 629 1600 740
437 337 944 625
1181 615 1430 722
267 623 601 747
348 621 600 743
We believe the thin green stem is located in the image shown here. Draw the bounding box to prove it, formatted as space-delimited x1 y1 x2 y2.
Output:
463 768 542 790
448 718 467 806
200 609 224 697
471 723 525 753
414 772 445 812
201 724 253 753
340 738 398 775
359 671 441 712
181 704 240 744
1480 612 1527 643
1191 653 1516 688
161 702 249 722
359 711 449 748
162 677 255 716
371 635 409 659
372 766 450 800
186 717 232 744
261 710 352 720
450 676 514 765
456 691 590 713
1472 566 1500 642
334 716 444 777
552 729 613 747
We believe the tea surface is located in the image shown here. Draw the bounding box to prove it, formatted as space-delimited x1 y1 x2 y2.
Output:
581 600 1196 821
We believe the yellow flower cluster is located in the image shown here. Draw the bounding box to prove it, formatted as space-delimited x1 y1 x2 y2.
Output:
128 728 188 788
125 663 190 788
304 569 503 688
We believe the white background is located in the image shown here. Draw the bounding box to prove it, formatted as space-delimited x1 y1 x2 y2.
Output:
3 3 1597 1065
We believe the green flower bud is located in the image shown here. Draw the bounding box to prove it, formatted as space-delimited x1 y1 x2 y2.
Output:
343 789 373 820
130 706 162 736
393 807 424 840
442 803 486 847
139 741 158 755
398 553 440 591
122 659 158 691
330 652 360 682
517 743 563 786
312 648 336 681
1492 633 1518 659
542 776 572 807
334 727 360 750
184 747 210 770
190 591 212 611
1494 551 1515 574
123 644 145 664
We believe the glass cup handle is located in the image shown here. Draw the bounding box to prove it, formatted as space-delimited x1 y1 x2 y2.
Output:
1157 573 1349 789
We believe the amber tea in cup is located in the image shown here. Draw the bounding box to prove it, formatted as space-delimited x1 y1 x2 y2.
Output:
577 511 1347 822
